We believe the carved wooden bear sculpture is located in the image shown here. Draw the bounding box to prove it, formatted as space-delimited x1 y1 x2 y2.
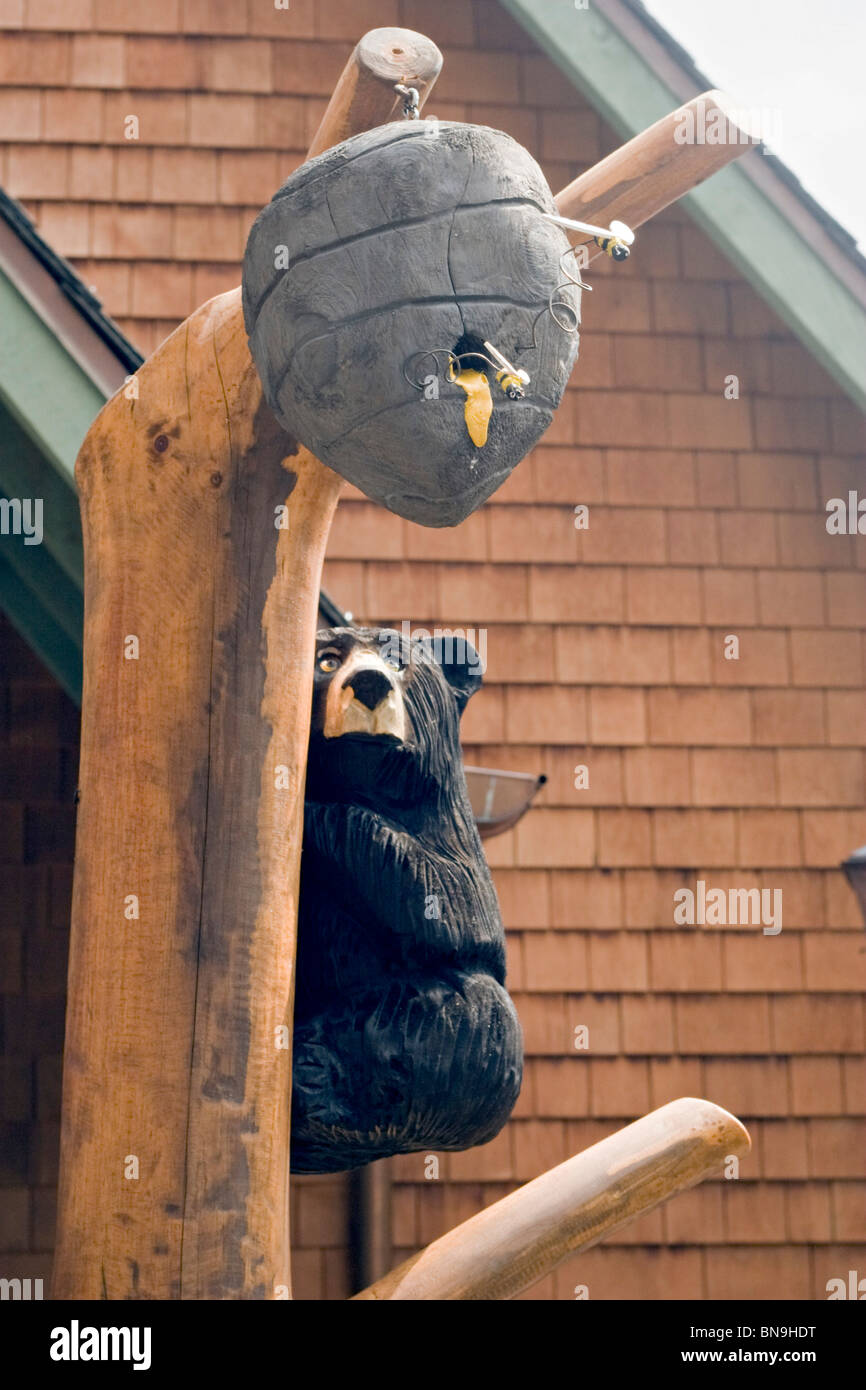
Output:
291 625 523 1173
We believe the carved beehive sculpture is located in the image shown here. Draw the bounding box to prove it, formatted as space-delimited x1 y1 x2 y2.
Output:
243 121 580 526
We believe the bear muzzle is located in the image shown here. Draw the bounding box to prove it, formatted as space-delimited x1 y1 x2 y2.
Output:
323 654 408 741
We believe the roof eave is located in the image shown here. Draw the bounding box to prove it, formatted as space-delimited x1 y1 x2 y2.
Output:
501 0 866 411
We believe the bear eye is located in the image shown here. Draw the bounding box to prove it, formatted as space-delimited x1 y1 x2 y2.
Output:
318 654 340 673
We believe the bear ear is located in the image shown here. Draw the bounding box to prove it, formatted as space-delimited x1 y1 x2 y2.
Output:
437 643 484 714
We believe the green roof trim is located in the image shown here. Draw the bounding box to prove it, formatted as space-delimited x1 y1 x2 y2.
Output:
0 500 83 645
0 546 82 701
0 265 105 483
0 405 83 587
0 267 93 703
501 0 866 410
0 188 139 705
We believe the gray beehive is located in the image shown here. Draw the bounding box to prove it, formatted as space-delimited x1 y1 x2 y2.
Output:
243 120 580 527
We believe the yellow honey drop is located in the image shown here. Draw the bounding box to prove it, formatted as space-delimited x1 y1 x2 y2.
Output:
450 368 493 447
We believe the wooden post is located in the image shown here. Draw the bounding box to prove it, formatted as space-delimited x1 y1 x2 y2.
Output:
52 28 443 1303
354 1099 751 1300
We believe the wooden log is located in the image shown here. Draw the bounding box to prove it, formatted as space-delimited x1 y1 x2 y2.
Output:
353 1098 750 1300
52 29 443 1303
555 91 756 260
307 28 442 158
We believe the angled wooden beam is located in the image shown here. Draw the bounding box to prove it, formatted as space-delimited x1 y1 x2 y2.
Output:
554 91 755 260
354 1099 750 1300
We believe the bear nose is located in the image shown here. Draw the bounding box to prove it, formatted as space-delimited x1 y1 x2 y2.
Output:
348 668 393 711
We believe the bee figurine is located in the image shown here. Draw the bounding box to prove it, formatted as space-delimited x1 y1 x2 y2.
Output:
484 340 530 400
542 212 635 263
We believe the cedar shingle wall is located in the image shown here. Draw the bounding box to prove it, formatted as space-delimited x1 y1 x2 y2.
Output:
0 0 864 1301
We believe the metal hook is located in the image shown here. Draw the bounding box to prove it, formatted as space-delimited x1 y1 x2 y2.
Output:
394 83 420 120
403 348 452 391
510 241 585 360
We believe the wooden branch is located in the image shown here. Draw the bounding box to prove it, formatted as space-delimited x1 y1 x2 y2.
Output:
52 28 442 1303
353 1099 750 1300
555 91 756 260
307 27 442 158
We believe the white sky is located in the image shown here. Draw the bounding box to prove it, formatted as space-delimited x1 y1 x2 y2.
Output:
642 0 866 251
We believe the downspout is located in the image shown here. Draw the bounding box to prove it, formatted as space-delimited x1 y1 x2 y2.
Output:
350 1161 393 1292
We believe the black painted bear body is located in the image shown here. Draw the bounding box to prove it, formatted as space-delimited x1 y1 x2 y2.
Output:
291 625 523 1174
